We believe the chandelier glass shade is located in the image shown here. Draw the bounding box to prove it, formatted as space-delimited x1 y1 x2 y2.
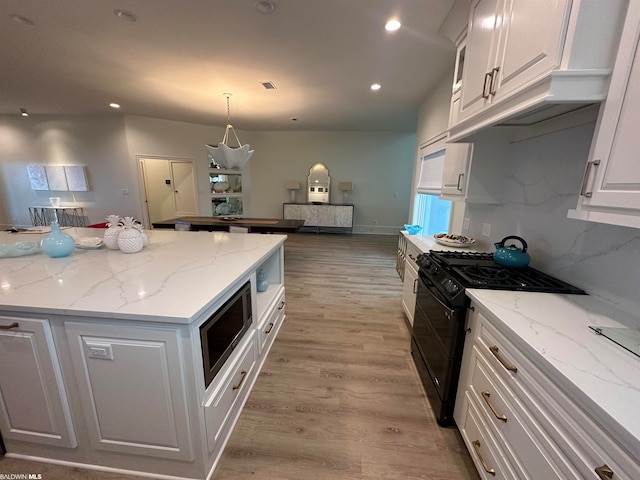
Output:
206 94 254 170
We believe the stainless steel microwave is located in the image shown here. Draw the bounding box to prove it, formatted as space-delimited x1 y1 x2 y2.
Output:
200 280 252 388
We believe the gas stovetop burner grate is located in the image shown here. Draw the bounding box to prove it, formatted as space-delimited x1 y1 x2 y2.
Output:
425 250 586 294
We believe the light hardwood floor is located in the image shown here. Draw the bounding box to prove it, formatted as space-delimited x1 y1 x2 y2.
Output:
0 233 478 480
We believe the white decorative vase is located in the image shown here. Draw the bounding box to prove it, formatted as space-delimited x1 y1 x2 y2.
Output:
103 215 122 250
118 217 144 254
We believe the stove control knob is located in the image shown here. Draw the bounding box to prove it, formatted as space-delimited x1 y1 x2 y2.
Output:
443 279 459 295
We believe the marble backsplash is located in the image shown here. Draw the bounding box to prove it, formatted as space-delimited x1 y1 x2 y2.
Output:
462 122 640 317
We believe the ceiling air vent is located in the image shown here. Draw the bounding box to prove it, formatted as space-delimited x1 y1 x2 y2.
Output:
260 81 277 90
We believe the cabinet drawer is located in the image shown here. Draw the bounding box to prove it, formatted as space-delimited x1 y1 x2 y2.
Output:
204 330 257 451
469 346 574 479
459 393 517 480
257 292 285 356
476 314 640 479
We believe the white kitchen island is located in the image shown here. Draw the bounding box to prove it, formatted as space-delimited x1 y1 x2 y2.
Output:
0 229 287 480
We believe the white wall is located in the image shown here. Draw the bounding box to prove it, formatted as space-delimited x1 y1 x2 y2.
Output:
244 130 416 234
0 114 134 227
0 114 415 234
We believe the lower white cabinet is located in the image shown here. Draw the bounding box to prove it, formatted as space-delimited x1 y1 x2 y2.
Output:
65 321 194 460
401 244 419 326
455 304 640 480
0 316 76 448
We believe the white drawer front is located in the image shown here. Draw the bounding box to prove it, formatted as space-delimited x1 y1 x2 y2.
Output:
469 346 575 479
257 292 285 356
204 331 257 452
459 393 517 480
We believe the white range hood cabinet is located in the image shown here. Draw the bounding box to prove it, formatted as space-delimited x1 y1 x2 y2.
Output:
447 0 628 143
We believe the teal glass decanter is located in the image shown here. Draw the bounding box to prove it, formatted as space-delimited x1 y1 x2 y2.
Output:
40 221 75 258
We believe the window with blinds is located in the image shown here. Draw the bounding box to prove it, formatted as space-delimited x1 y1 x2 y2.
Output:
416 134 446 195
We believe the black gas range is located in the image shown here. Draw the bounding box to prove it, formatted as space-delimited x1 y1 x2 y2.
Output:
410 250 585 426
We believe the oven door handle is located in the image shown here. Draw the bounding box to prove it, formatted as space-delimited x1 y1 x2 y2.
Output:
418 276 455 316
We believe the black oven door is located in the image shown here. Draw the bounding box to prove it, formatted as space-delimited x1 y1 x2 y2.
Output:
412 271 466 406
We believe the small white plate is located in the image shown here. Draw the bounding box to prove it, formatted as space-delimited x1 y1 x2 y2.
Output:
75 237 104 249
434 233 476 248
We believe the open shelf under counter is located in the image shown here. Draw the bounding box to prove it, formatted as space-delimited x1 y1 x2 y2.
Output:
256 283 284 322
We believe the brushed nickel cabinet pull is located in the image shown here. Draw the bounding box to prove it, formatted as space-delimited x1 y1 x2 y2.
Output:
232 370 247 390
472 440 496 476
457 173 464 190
489 346 518 373
482 72 492 99
580 159 601 198
413 278 418 294
481 391 507 422
278 301 285 310
265 322 274 334
489 67 500 95
595 464 614 479
0 322 19 330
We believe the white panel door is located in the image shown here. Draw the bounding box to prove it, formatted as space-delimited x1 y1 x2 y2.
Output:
0 316 76 448
65 321 193 460
170 161 197 216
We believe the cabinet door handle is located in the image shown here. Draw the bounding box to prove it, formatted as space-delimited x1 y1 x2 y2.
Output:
413 278 418 294
481 391 507 422
278 301 286 310
457 173 464 191
265 322 274 334
482 72 492 99
489 345 518 373
0 322 19 330
489 67 500 95
471 440 496 476
580 159 601 198
232 370 247 390
595 464 614 479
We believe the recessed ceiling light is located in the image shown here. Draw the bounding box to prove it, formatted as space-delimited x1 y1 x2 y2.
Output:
385 19 401 31
109 103 121 109
255 0 276 14
10 14 35 26
20 108 29 117
113 9 138 22
370 83 381 91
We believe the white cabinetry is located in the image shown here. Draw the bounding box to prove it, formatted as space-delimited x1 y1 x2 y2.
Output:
0 316 76 448
455 304 640 480
401 242 420 327
568 2 640 228
65 321 193 460
283 203 353 232
450 0 626 142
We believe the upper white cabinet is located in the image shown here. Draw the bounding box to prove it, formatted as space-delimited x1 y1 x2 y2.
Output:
449 0 627 142
568 2 640 228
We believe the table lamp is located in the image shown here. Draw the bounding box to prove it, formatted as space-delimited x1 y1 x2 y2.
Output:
339 181 353 203
285 180 301 202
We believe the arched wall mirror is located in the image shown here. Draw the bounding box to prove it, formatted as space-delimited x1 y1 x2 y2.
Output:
307 162 330 203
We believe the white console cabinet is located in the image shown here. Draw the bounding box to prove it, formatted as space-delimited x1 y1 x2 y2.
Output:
283 203 353 233
455 302 640 480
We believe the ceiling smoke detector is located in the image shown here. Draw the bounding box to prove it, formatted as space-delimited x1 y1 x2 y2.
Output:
260 81 277 90
255 0 276 14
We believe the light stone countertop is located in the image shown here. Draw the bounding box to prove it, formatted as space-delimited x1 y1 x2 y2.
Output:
0 228 286 323
466 289 640 463
402 231 489 254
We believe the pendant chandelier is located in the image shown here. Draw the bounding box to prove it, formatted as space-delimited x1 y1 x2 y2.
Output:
205 93 254 170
